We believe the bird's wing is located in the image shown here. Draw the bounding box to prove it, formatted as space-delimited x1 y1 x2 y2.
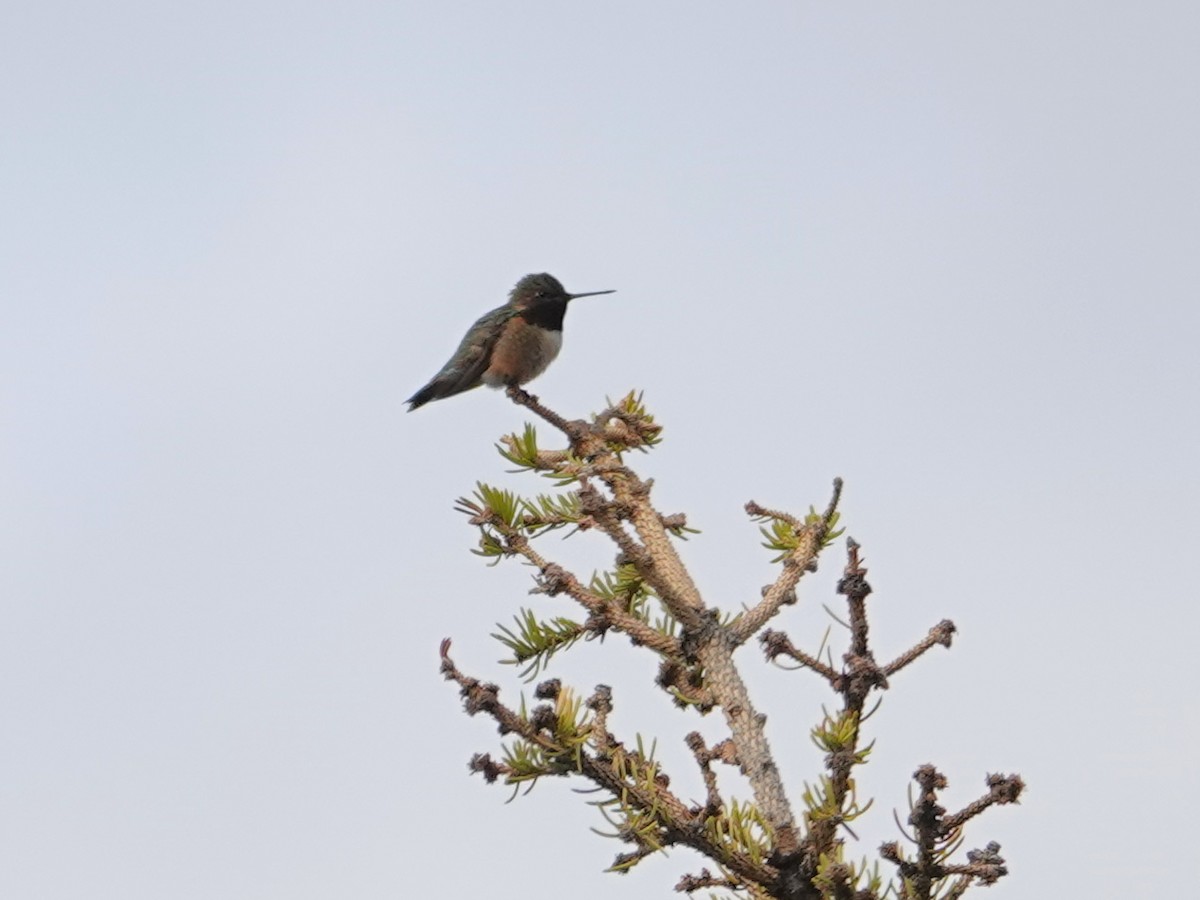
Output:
427 304 514 390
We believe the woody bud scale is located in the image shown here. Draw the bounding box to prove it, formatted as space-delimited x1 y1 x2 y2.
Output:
406 273 615 411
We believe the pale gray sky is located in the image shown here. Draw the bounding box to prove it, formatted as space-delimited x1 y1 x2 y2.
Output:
3 2 1198 898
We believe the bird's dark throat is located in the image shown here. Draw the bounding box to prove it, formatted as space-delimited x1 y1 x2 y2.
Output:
520 298 568 331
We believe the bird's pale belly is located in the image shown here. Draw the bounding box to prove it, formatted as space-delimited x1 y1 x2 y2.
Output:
482 321 563 387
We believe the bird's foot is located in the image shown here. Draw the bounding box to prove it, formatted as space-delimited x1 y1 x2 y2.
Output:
506 385 539 406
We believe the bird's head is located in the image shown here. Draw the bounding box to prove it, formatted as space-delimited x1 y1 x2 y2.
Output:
509 273 615 309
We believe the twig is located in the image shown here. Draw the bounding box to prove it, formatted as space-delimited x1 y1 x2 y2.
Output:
732 479 843 645
882 620 956 677
760 630 841 687
685 732 726 819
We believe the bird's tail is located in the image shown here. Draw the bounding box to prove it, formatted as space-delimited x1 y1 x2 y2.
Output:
405 383 438 412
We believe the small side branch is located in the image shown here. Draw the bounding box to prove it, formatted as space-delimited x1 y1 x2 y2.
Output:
732 478 843 645
760 629 840 687
941 773 1025 834
675 869 746 895
685 732 729 819
586 683 615 755
882 620 956 677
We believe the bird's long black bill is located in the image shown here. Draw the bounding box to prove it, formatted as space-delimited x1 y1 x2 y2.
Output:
567 289 616 300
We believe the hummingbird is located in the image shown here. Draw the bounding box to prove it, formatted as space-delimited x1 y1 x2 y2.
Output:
406 273 615 411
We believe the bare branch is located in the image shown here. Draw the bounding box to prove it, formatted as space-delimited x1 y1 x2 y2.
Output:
685 731 726 819
760 629 841 687
882 620 956 677
675 869 743 894
505 385 582 438
941 774 1025 834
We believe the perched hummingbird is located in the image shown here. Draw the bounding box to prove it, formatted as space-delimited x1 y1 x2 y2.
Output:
406 273 615 411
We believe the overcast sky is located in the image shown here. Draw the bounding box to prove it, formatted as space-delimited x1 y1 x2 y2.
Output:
3 2 1198 898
